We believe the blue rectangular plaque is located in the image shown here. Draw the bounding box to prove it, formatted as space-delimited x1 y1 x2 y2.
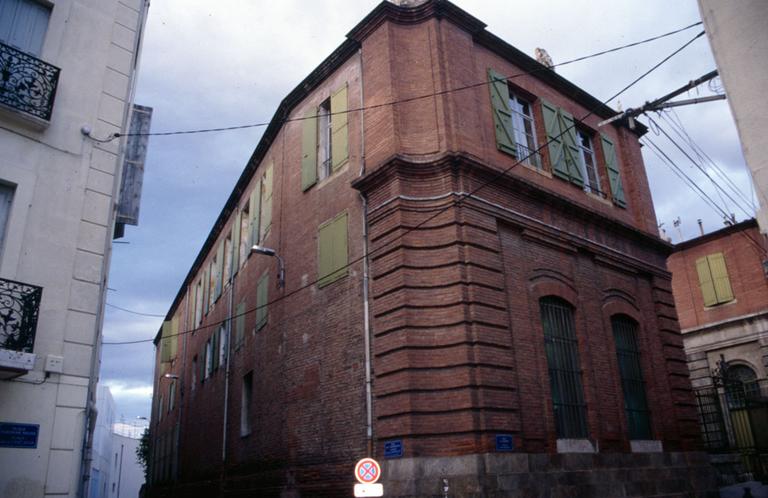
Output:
495 434 514 452
0 423 39 448
384 439 403 458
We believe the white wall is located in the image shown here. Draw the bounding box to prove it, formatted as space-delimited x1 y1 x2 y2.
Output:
0 1 148 497
698 0 768 232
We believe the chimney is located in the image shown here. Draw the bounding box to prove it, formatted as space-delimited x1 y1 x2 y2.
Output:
535 48 554 70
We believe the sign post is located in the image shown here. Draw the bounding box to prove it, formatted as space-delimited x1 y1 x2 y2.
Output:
354 457 383 497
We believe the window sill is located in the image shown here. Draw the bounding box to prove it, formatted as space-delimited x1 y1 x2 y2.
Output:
585 190 611 206
630 440 662 453
556 439 595 454
703 298 737 310
520 162 552 178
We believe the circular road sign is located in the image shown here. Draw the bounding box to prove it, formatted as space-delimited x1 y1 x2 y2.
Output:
354 458 381 484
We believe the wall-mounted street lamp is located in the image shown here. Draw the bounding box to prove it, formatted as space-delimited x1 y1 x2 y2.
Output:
250 245 285 288
162 373 179 380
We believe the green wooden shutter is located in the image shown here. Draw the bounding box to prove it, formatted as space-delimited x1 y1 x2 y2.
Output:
200 346 206 380
256 274 269 330
331 84 348 170
559 109 583 186
695 256 718 307
212 328 219 370
250 181 262 246
601 134 626 207
708 252 734 303
232 210 241 276
160 320 172 363
487 68 516 157
235 302 246 345
260 164 273 240
170 316 179 360
203 266 210 315
302 107 319 190
318 212 348 287
215 240 224 300
541 99 568 180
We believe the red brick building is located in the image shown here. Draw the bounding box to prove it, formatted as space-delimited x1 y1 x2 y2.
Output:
149 1 715 496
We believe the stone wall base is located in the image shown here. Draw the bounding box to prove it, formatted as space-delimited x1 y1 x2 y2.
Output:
382 451 718 497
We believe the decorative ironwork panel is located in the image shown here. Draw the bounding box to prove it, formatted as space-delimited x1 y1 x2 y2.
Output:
0 41 60 121
540 297 589 439
0 277 42 353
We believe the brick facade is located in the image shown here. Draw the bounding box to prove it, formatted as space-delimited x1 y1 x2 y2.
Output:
149 1 716 496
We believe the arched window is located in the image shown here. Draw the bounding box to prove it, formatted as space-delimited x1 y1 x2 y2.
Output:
725 364 758 408
611 315 652 440
539 297 588 438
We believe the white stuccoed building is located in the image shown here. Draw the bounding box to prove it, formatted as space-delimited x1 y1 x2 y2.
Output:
0 1 150 497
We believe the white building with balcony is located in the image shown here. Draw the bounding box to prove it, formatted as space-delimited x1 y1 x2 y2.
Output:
0 1 150 497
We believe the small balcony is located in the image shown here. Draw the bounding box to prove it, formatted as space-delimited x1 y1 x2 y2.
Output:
0 277 42 379
0 41 60 123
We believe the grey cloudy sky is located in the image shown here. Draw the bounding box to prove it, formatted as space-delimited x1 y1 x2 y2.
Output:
99 0 753 420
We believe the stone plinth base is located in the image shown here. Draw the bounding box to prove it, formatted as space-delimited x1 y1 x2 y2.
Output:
381 451 718 497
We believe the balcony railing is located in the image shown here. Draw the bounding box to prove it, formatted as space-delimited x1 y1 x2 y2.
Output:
0 41 60 121
0 277 42 353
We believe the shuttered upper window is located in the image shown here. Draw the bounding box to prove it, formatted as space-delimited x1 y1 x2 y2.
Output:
301 84 349 191
487 69 541 168
0 0 50 56
255 273 268 330
318 212 348 287
695 252 734 306
539 297 589 439
611 315 652 440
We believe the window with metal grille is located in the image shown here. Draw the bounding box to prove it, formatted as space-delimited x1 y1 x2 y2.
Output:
539 297 588 438
611 315 652 440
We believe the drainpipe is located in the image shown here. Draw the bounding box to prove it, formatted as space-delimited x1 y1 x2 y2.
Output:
222 277 234 465
357 48 373 456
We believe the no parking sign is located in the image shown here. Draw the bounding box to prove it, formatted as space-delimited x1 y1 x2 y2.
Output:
354 458 383 497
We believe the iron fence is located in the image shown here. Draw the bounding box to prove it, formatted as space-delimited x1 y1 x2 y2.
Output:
0 41 60 121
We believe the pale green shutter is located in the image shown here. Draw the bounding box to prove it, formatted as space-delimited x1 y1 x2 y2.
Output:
695 256 718 307
212 328 219 370
232 210 241 276
601 134 626 207
559 109 583 186
256 274 269 330
318 212 348 287
215 240 224 299
541 99 568 180
708 252 734 303
235 302 246 345
200 346 206 380
160 321 172 363
203 266 210 315
331 85 348 170
250 182 261 246
170 316 179 360
260 164 273 240
487 68 516 157
302 108 318 190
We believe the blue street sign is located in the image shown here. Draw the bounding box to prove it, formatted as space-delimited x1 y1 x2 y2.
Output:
0 422 39 448
384 439 403 458
495 434 514 452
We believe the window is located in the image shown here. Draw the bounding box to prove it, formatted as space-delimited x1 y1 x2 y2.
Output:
239 200 250 265
158 395 163 421
213 240 224 301
0 0 51 56
0 183 13 259
204 339 213 379
240 371 253 436
611 315 651 440
207 260 215 309
576 130 600 194
194 278 203 325
696 252 734 307
301 84 349 190
159 320 176 363
725 364 759 409
508 93 541 168
235 301 246 346
191 356 197 391
255 274 268 330
318 212 348 287
259 164 273 241
317 98 332 180
539 297 588 439
218 325 227 367
223 232 232 285
168 380 176 412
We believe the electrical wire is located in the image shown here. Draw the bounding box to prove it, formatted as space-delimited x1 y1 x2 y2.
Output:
91 21 702 143
106 302 167 318
102 30 705 346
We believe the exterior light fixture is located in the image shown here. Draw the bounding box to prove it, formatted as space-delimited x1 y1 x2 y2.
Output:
250 245 285 288
163 373 179 379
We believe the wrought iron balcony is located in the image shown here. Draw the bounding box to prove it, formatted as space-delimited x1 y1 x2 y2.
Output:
0 277 42 354
0 41 60 121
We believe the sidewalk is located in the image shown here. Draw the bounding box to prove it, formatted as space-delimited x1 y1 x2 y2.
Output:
721 481 768 498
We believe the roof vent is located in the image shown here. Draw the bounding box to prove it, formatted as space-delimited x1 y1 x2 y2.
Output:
535 48 554 70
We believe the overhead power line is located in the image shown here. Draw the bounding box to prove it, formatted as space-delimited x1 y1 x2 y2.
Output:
103 30 705 346
91 21 702 143
106 302 167 318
